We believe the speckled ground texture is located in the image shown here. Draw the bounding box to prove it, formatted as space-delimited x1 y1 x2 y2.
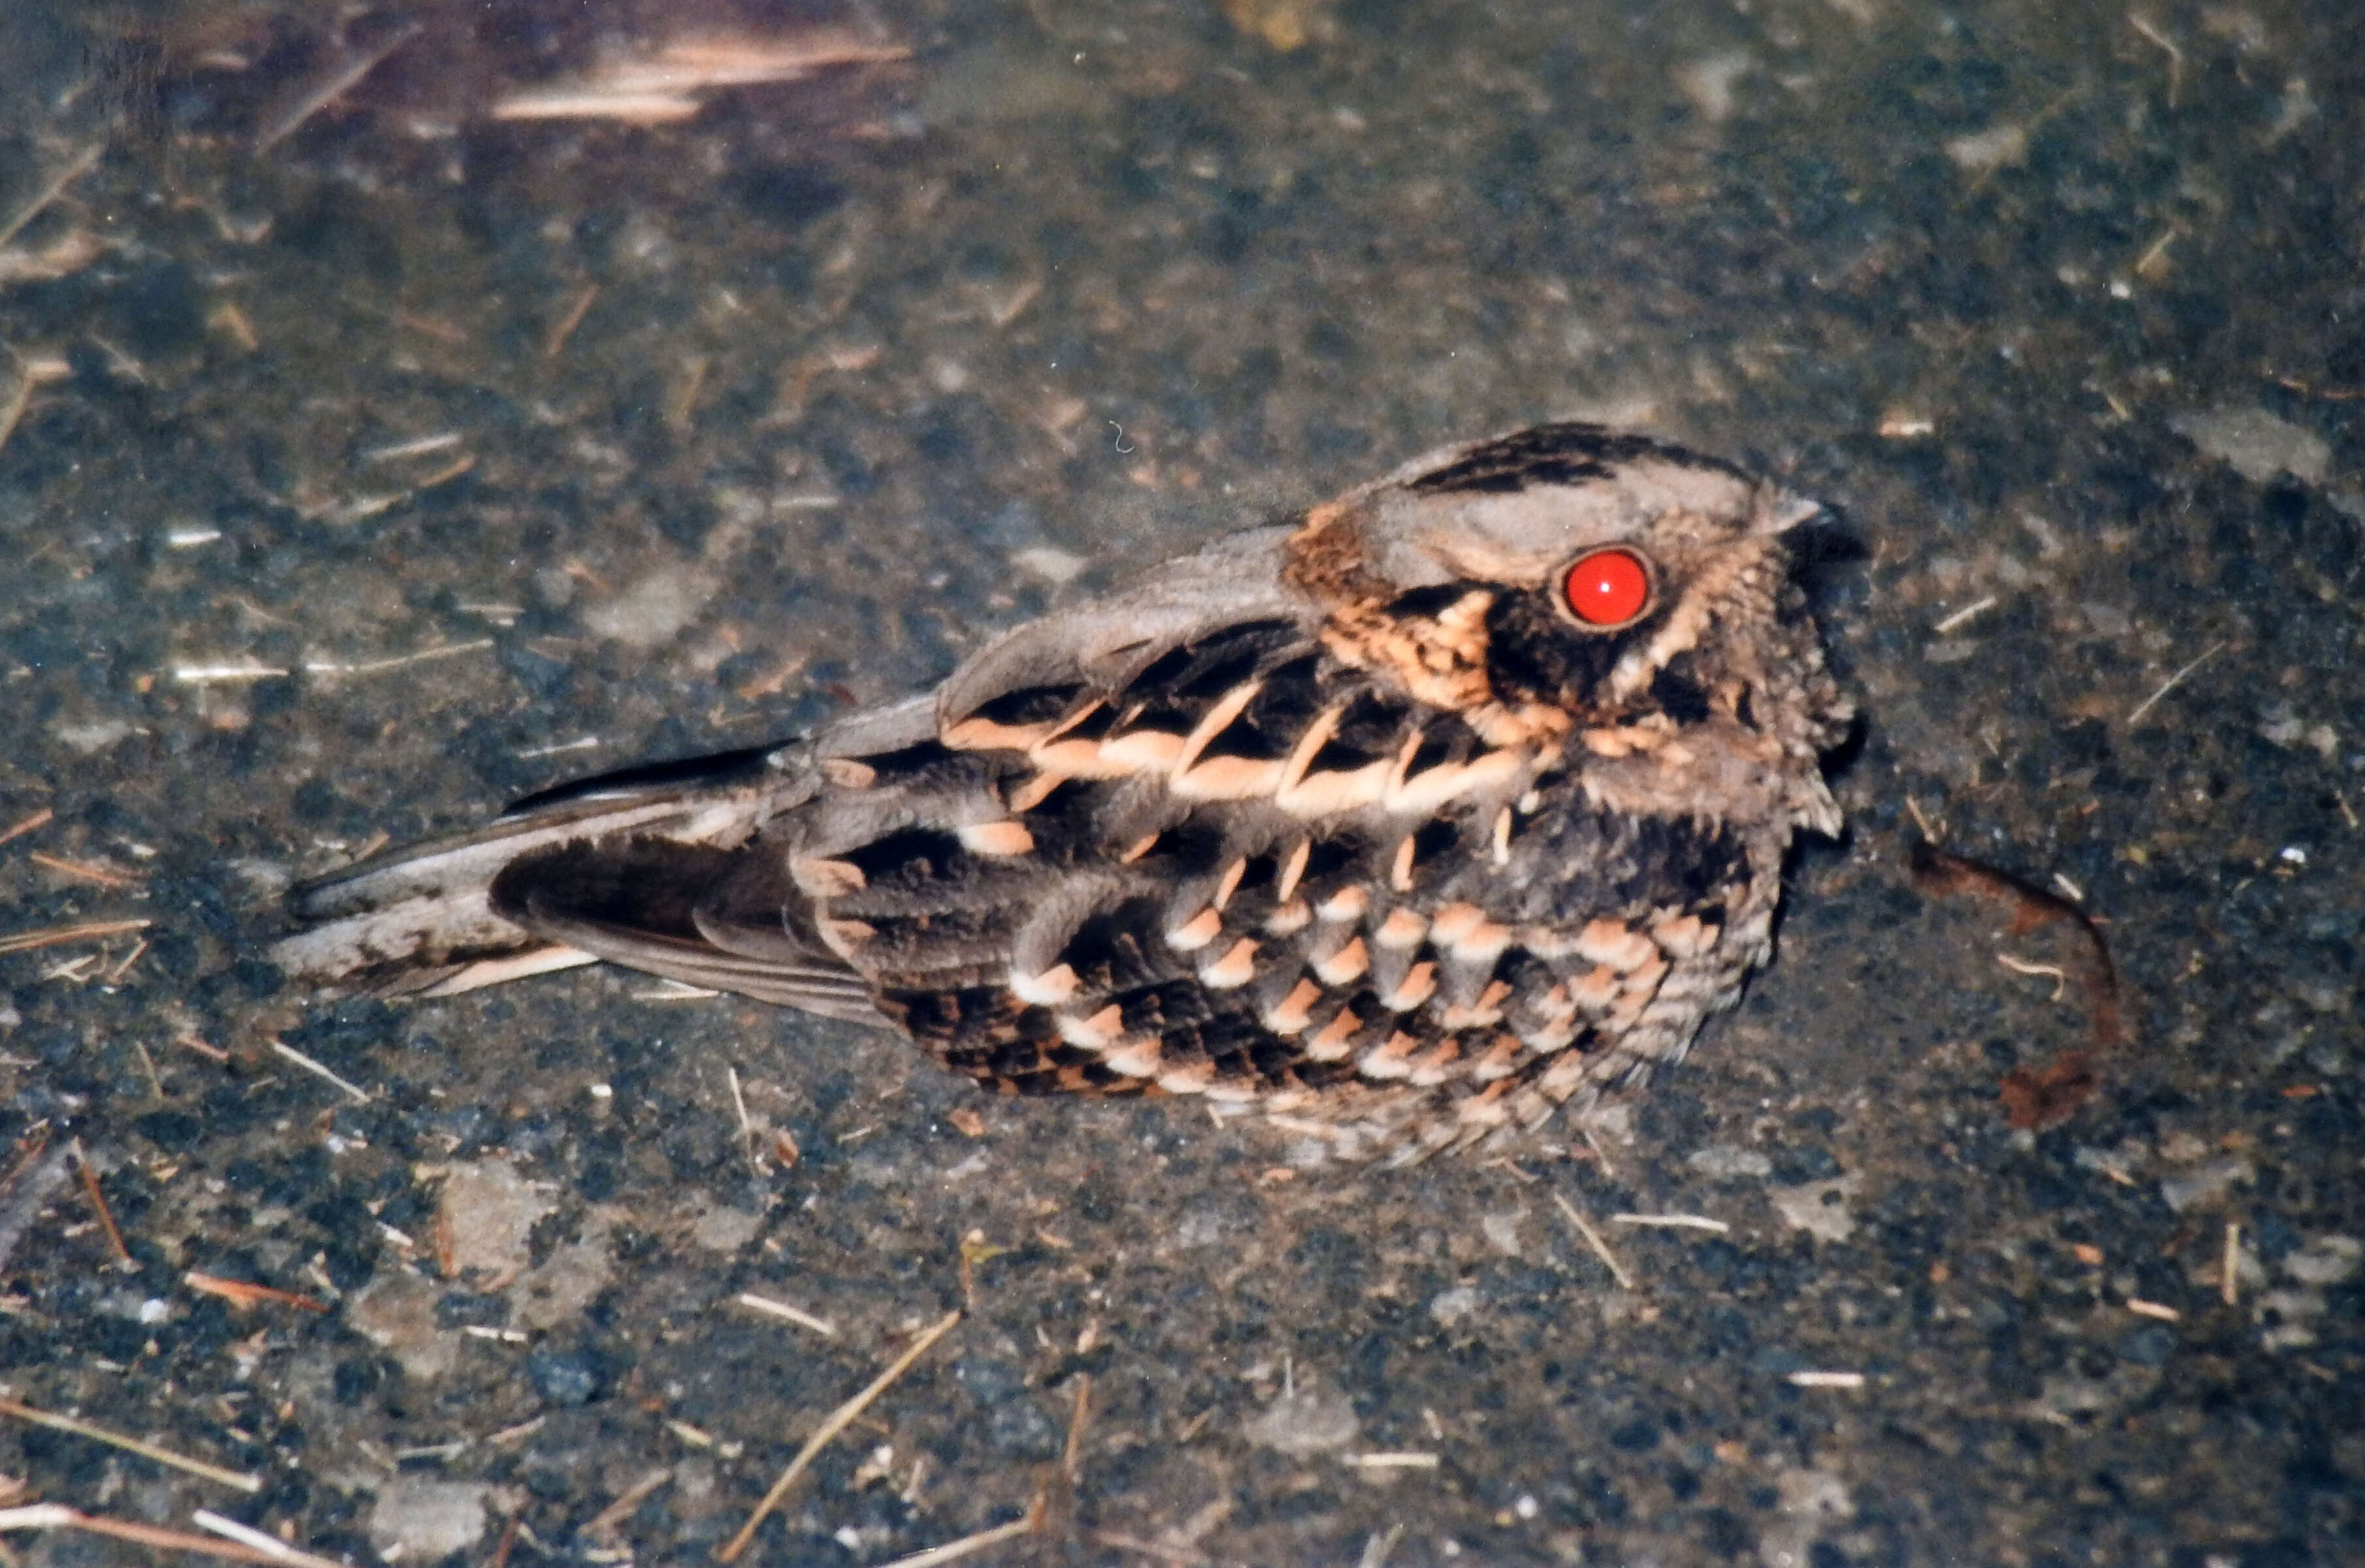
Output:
0 1 2358 1565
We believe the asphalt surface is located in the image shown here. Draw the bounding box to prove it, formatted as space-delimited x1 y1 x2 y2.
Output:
0 1 2358 1565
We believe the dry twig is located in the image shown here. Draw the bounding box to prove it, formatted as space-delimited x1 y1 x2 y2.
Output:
717 1309 962 1561
2127 640 2225 726
1551 1192 1636 1289
29 853 139 890
585 1468 674 1537
0 144 105 252
269 1040 372 1104
1608 1212 1730 1233
0 1505 344 1568
493 33 908 124
0 809 52 848
184 1271 332 1314
0 919 152 956
0 1397 261 1492
877 1495 1045 1568
732 1292 837 1338
71 1141 133 1267
254 22 423 151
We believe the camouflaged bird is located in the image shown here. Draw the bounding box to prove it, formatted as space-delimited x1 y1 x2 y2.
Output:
274 424 1853 1161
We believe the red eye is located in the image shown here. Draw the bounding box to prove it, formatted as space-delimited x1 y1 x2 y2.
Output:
1562 547 1652 628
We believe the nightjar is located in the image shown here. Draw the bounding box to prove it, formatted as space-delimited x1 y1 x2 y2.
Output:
274 424 1853 1162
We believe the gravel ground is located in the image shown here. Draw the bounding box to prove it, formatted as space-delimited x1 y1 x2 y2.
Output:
0 1 2358 1565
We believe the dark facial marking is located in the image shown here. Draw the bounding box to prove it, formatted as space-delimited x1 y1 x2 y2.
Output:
1481 592 1633 710
1648 659 1714 725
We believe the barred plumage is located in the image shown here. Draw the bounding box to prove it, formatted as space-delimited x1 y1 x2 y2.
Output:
272 423 1853 1161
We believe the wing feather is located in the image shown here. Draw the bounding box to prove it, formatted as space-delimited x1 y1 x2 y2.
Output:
935 525 1307 725
506 892 883 1021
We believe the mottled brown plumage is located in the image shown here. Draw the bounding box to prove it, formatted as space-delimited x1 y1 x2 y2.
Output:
274 424 1853 1160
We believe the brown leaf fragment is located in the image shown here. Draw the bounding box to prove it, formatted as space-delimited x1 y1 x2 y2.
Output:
1998 1051 2101 1132
1908 838 2125 1129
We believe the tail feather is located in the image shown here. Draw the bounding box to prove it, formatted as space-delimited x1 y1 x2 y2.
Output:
412 944 600 998
287 794 743 923
272 749 890 1024
272 784 774 999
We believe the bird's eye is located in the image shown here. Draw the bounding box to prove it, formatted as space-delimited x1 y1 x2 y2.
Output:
1559 546 1654 630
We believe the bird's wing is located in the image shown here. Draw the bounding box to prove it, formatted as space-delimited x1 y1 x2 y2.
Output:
267 524 1319 1019
934 523 1305 727
444 529 1326 1018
